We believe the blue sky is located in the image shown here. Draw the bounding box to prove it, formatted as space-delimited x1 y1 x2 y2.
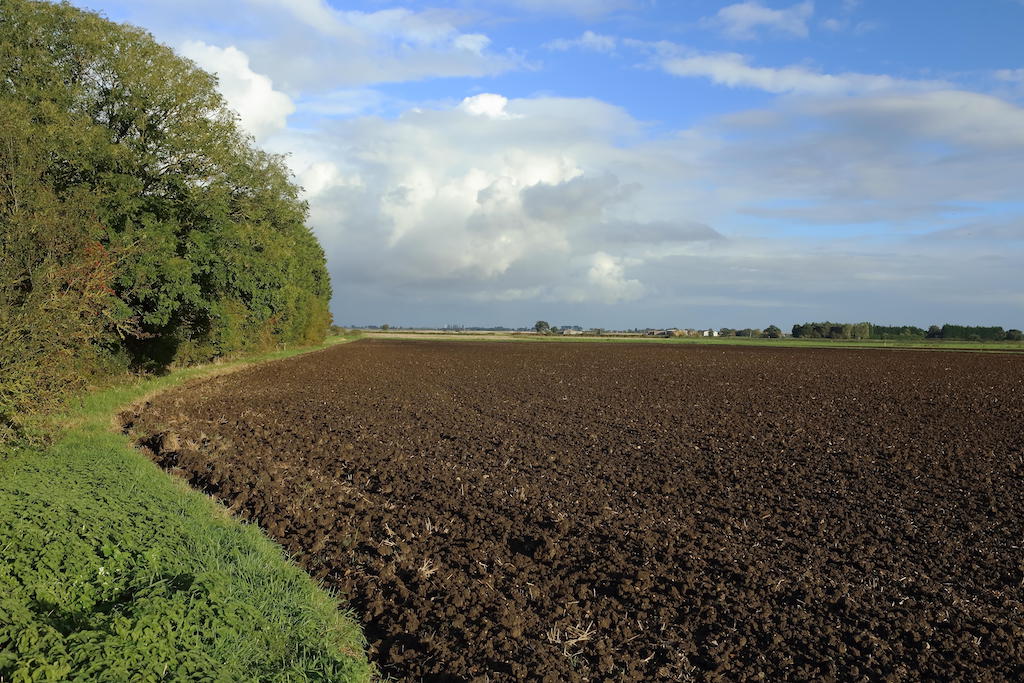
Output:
68 0 1024 329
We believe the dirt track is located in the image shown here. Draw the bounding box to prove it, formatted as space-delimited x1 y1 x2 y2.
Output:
125 339 1024 681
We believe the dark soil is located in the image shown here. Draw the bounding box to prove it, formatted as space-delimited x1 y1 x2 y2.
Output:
124 339 1024 681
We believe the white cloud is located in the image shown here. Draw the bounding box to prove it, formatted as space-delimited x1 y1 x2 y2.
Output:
266 94 719 307
266 81 1024 325
579 252 645 303
706 1 815 40
545 30 618 53
697 90 1024 212
802 90 1024 149
253 83 1024 326
77 0 520 91
660 52 942 94
179 41 294 141
458 93 518 119
453 33 492 54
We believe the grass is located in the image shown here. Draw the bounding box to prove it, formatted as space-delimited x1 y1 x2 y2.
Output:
367 330 1024 353
0 334 372 682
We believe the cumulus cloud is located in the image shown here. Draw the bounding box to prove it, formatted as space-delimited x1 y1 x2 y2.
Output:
660 52 941 94
578 252 645 303
521 174 635 221
261 80 1024 325
545 31 618 53
458 93 519 119
706 1 815 40
264 94 720 309
180 41 294 140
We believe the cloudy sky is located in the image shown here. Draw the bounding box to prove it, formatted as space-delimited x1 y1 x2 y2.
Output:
72 0 1023 330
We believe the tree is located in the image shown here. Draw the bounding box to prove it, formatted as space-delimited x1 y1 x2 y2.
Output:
926 325 942 339
0 0 332 443
534 320 551 334
762 325 782 338
851 322 871 340
1006 329 1022 341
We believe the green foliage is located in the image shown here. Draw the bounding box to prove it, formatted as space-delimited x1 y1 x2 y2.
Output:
790 321 1019 342
0 0 332 445
1006 329 1023 341
940 324 1005 342
791 322 925 340
0 343 370 681
762 325 782 338
534 320 551 334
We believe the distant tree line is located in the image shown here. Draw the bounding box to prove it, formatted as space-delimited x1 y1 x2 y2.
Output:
791 322 1022 341
1 1 332 445
717 326 782 338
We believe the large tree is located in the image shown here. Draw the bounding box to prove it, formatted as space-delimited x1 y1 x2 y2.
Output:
0 0 332 442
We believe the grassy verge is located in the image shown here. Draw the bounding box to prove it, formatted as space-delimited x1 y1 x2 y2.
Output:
0 335 372 682
366 331 1024 353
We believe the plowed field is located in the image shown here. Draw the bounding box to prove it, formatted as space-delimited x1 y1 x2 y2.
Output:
125 339 1024 681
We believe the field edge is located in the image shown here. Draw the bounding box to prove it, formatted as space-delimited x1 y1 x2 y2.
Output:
0 334 373 682
363 330 1024 353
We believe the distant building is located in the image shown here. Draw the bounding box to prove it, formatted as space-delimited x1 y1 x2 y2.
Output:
702 328 718 337
562 328 583 336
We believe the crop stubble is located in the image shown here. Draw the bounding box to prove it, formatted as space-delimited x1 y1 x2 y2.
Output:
126 340 1024 681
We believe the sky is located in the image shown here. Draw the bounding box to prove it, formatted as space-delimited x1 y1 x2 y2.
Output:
68 0 1024 330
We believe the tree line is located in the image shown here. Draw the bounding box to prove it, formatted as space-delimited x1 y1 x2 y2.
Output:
1 1 332 445
791 322 1022 341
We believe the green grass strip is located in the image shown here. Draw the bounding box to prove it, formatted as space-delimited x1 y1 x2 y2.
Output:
0 336 372 682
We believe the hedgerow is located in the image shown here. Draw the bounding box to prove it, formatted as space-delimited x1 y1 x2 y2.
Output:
0 0 332 446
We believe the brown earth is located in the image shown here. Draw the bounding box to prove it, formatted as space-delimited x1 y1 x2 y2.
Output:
124 339 1024 681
